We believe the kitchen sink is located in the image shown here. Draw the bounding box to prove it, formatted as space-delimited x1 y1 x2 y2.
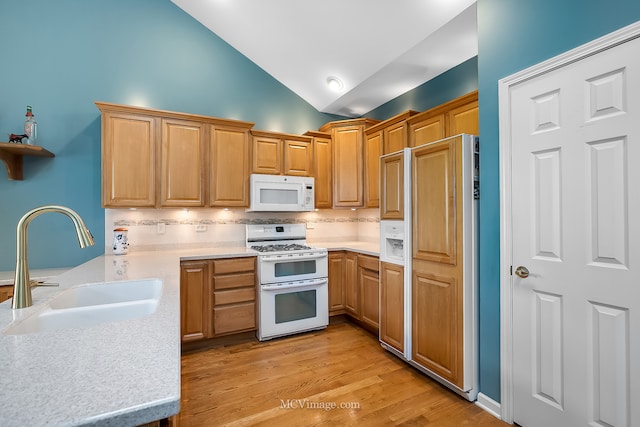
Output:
4 278 162 335
48 279 162 309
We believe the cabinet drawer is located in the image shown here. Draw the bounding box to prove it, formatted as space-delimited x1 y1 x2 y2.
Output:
214 288 255 305
213 302 256 335
357 254 379 271
212 257 255 274
213 272 255 290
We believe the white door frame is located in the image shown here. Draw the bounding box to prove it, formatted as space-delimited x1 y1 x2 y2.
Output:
498 21 640 424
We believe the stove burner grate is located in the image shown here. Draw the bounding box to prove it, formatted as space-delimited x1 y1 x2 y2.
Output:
251 243 312 253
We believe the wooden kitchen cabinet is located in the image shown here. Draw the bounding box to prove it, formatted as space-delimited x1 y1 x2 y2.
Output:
180 261 210 342
408 91 478 148
364 130 382 208
160 118 206 207
251 130 313 176
328 251 346 315
344 252 359 317
380 151 404 220
305 131 332 209
100 110 157 207
357 254 380 333
411 135 465 388
319 118 379 208
211 257 257 337
209 125 251 207
0 285 14 303
97 102 255 208
379 262 404 353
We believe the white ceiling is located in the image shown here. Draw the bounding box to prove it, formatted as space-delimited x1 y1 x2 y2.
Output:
171 0 478 118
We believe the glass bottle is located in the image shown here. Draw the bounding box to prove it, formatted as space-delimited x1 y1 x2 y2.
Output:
24 105 37 145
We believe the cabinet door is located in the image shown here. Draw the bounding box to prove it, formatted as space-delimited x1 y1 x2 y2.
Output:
358 255 380 332
409 114 446 148
411 135 464 388
313 135 332 208
380 262 404 352
209 125 250 207
380 152 404 220
364 131 382 208
283 139 313 176
180 261 210 342
333 126 364 207
252 136 282 175
344 252 359 317
412 138 457 265
102 112 156 207
447 99 478 137
160 118 205 207
383 121 408 154
328 252 345 315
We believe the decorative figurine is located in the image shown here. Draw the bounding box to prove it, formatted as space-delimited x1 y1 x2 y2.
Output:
9 133 29 143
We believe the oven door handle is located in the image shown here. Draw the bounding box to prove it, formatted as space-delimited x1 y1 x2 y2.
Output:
259 252 328 262
261 278 328 291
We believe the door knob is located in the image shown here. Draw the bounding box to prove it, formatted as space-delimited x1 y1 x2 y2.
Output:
515 266 529 279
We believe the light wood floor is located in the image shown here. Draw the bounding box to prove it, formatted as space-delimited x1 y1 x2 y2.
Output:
179 321 507 426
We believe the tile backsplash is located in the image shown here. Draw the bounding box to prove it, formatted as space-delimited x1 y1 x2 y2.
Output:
104 208 379 252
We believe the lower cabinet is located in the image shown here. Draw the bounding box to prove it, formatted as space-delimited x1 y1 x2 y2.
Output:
180 256 256 343
379 262 404 352
0 285 14 303
357 254 380 333
211 257 256 336
331 251 380 334
180 261 210 342
328 252 346 315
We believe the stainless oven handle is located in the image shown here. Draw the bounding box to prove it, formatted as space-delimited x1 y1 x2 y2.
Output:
261 278 328 291
259 252 328 263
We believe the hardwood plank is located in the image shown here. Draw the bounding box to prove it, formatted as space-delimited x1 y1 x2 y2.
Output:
179 322 506 426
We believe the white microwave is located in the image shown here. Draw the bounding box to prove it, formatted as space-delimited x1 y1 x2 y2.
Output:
247 174 315 212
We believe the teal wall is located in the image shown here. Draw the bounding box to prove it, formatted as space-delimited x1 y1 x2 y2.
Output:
0 0 342 271
365 57 478 120
476 0 640 402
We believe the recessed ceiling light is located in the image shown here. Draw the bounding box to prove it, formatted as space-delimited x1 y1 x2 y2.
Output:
326 76 344 91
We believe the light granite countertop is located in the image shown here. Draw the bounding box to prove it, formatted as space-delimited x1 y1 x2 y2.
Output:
0 242 374 426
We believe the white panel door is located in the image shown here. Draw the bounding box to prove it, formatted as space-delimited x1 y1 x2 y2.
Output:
510 36 640 426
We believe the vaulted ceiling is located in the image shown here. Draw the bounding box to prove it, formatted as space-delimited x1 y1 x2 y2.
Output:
171 0 478 117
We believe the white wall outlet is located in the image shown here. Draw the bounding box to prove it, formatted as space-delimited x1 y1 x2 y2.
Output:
306 222 315 229
157 222 166 234
195 224 207 232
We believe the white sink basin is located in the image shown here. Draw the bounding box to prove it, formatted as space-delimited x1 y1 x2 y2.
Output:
4 279 162 335
49 279 162 309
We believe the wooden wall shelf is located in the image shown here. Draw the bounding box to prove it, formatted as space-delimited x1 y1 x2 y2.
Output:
0 142 55 180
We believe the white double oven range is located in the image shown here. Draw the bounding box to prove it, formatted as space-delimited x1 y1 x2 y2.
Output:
246 224 328 341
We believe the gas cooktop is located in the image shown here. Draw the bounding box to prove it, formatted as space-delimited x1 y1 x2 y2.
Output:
250 243 313 253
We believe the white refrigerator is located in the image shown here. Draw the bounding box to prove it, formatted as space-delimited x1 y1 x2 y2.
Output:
379 134 479 401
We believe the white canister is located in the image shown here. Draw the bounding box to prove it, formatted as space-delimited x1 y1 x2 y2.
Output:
112 228 130 255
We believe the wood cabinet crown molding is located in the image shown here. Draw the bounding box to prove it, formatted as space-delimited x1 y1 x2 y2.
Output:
405 91 478 128
364 110 419 136
95 101 255 129
318 117 380 133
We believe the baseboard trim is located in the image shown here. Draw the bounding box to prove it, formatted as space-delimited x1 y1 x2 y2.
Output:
475 393 502 420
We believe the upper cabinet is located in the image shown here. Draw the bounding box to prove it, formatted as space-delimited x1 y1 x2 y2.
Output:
304 131 332 209
408 91 478 148
100 110 157 207
96 102 254 208
319 118 379 208
363 111 417 209
251 130 313 176
160 118 206 207
209 125 251 207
